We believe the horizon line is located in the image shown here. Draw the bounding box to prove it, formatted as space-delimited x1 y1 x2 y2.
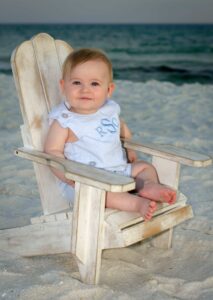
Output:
0 22 213 26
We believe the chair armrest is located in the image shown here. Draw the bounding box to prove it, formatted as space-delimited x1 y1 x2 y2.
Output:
15 147 135 192
122 138 212 167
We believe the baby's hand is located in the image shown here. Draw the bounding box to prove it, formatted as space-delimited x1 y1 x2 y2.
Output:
127 149 137 163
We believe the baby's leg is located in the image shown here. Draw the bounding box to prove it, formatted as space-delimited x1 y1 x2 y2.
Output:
106 191 157 221
132 161 176 204
139 183 176 204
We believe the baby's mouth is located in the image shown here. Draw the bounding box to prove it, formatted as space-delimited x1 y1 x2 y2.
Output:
80 97 92 101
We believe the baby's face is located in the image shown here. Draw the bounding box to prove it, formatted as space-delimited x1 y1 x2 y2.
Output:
60 60 114 114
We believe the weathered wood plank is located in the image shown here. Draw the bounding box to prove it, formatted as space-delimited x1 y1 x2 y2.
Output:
122 205 193 246
152 156 180 189
122 138 212 167
55 39 73 70
104 205 193 249
151 228 173 249
11 33 73 214
15 147 136 192
32 33 72 110
20 125 70 214
72 183 106 284
0 219 72 256
105 192 186 230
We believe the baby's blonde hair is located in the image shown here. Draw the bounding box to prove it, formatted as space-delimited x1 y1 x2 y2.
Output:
62 48 113 81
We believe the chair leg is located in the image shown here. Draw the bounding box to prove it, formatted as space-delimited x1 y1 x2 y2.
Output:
71 183 106 284
151 228 173 249
151 156 179 250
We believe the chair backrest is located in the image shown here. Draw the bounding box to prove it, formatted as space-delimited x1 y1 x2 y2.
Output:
11 33 73 214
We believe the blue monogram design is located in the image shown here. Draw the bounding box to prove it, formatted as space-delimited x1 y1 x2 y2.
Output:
96 117 119 137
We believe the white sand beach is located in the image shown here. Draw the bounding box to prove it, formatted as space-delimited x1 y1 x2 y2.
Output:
0 74 212 299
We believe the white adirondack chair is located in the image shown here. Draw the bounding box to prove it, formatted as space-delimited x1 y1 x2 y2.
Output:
0 33 212 284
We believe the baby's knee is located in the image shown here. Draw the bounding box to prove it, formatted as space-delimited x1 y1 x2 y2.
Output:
143 161 154 168
132 160 157 177
139 160 156 171
144 162 158 175
145 162 158 175
147 162 157 171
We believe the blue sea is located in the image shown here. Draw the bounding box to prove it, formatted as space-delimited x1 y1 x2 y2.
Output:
0 24 213 84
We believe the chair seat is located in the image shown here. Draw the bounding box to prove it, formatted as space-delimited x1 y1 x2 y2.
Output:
104 192 187 230
29 192 190 252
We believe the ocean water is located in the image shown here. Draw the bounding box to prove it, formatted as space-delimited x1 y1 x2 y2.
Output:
0 23 213 84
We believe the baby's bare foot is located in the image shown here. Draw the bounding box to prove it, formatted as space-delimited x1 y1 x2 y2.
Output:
139 198 157 221
139 182 176 205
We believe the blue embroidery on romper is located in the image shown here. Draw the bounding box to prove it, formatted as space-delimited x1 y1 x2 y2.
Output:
96 117 119 137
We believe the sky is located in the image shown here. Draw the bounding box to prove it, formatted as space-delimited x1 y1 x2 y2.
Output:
0 0 212 24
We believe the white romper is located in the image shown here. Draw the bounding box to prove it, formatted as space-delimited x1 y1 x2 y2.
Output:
48 99 131 205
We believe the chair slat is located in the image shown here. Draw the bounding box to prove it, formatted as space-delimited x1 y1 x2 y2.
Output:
11 33 73 214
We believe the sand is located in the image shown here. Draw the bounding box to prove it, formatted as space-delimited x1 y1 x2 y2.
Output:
0 74 212 299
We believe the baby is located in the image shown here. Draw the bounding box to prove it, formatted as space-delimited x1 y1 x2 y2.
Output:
44 48 176 221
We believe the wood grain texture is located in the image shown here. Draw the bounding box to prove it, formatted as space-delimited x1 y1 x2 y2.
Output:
15 147 136 192
122 138 212 167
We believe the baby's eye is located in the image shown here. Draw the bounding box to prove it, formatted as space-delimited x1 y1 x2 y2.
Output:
72 81 81 85
91 81 100 86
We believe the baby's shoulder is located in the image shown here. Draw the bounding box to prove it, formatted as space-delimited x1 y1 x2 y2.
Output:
101 99 120 115
48 102 74 128
49 102 67 118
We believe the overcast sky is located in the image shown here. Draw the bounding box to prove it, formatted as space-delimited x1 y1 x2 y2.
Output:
0 0 212 24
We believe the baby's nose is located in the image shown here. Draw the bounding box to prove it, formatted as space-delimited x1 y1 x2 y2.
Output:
81 84 90 91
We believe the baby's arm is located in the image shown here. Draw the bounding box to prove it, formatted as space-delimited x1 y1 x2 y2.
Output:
120 119 137 163
44 120 74 186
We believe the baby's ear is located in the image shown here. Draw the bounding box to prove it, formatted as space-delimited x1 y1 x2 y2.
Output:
59 79 65 94
108 82 115 97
